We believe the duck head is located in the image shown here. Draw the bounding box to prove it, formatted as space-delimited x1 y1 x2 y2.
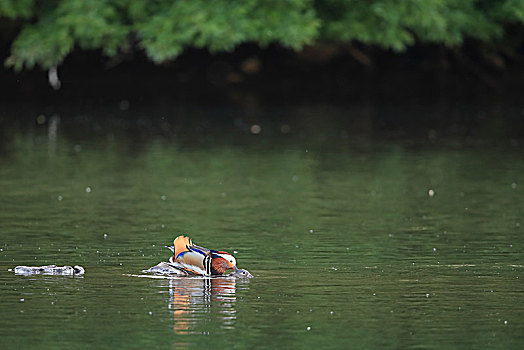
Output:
227 268 253 278
210 251 237 275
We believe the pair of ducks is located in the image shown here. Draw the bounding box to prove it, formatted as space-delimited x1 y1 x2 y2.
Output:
150 235 253 278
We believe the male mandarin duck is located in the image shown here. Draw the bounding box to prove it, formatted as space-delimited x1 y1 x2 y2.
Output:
165 235 240 276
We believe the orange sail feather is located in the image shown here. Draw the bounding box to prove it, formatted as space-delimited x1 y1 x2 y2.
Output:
173 235 193 259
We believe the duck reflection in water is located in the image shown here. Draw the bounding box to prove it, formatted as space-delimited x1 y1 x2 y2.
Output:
169 277 246 335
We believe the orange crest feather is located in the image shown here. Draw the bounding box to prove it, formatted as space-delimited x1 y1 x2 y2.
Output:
173 235 193 258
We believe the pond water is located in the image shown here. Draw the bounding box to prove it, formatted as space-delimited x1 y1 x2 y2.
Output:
0 103 523 349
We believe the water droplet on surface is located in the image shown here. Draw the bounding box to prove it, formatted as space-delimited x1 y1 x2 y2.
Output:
428 189 435 197
20 298 24 302
504 320 508 324
309 229 314 233
233 250 238 254
511 182 517 189
103 234 107 239
250 124 261 134
292 175 298 182
433 248 437 252
330 311 334 315
57 195 63 201
426 294 430 298
85 186 92 193
306 326 311 331
149 311 153 315
160 195 167 200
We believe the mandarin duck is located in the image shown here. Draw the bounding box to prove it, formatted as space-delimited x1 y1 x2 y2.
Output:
162 235 251 277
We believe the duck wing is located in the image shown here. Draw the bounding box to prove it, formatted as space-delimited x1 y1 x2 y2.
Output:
171 236 212 276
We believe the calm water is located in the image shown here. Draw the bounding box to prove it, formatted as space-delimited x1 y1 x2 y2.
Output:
0 104 523 349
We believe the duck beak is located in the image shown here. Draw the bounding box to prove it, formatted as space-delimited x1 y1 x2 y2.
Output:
165 245 175 253
229 262 237 270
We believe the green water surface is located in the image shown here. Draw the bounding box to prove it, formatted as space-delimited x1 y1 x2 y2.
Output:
0 106 523 349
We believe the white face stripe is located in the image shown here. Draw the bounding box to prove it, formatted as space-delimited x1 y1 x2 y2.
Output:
215 253 236 267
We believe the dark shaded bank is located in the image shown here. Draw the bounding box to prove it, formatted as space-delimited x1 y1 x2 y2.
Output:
2 43 524 99
1 45 524 146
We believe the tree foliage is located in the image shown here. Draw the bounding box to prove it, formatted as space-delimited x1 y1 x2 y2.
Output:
1 0 524 70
